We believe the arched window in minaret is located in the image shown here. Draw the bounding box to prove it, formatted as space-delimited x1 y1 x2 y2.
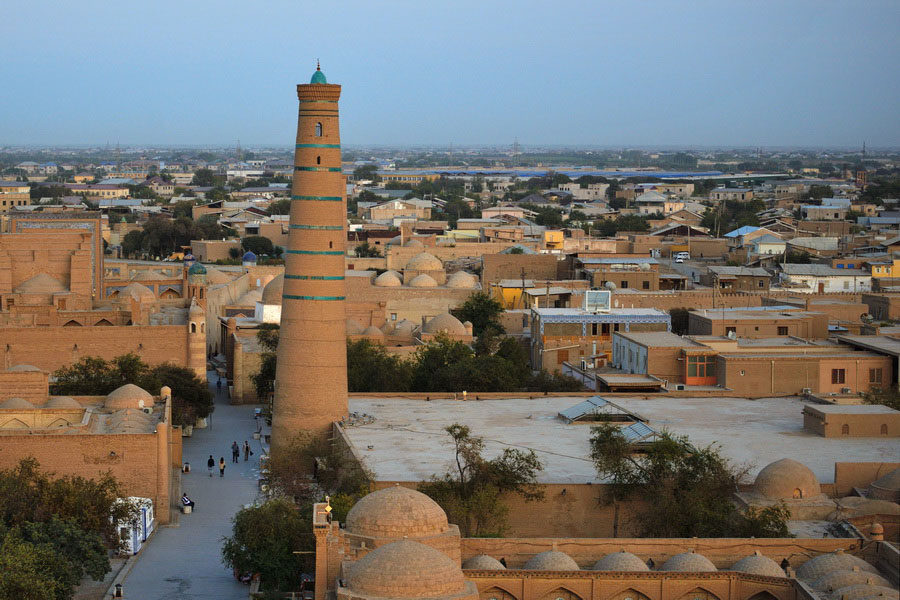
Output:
315 122 323 137
317 156 321 165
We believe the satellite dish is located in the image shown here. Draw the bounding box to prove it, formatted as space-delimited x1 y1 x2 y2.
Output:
605 281 617 291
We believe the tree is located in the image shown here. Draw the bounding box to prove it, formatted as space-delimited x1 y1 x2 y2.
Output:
347 339 413 392
353 164 380 182
862 385 900 411
418 424 543 536
242 235 274 256
589 424 790 537
451 292 504 336
807 185 833 200
354 242 381 257
267 198 291 215
22 517 110 586
221 498 311 592
0 531 69 600
191 168 219 187
252 326 279 400
784 250 811 264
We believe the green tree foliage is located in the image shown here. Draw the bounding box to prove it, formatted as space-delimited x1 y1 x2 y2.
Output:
596 214 651 236
862 385 900 411
807 185 833 200
120 215 222 258
251 327 279 400
451 292 504 336
191 168 224 187
0 531 70 600
353 164 380 182
22 517 110 585
267 198 291 215
354 242 381 257
346 339 413 392
51 354 212 426
700 199 765 235
221 498 311 592
418 424 543 536
242 235 274 256
589 424 791 538
784 250 811 264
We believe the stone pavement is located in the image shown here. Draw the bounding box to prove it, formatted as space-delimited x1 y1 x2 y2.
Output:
121 372 266 600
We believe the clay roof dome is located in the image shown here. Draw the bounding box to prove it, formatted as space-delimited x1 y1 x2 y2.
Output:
408 273 438 288
812 568 893 592
188 263 207 275
261 274 284 305
131 270 165 281
123 282 155 300
362 326 385 339
422 313 467 336
796 550 879 581
0 397 36 410
754 458 820 500
592 551 650 572
661 550 717 572
347 540 472 599
404 238 425 248
347 319 365 335
405 251 442 271
205 268 233 285
730 552 785 577
462 554 506 570
523 550 580 571
44 397 82 409
391 319 416 337
828 584 899 600
235 290 262 306
105 384 153 410
373 270 402 287
345 485 448 539
8 364 41 372
14 273 67 294
446 271 477 288
870 468 900 502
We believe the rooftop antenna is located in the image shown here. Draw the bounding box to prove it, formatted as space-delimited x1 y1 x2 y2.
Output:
236 139 243 163
862 140 866 159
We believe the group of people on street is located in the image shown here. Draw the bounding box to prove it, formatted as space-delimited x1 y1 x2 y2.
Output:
231 440 252 463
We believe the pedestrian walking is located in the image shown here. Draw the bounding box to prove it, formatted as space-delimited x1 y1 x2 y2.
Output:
207 455 214 477
219 457 226 477
231 441 240 463
243 440 250 461
216 378 222 392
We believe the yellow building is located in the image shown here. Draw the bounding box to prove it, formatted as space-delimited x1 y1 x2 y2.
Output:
544 230 564 250
869 259 900 278
379 172 441 185
0 182 31 212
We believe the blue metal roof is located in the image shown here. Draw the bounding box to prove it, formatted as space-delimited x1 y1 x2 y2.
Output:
724 226 759 238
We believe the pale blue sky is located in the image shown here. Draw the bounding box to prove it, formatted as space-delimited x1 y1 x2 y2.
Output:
2 0 898 147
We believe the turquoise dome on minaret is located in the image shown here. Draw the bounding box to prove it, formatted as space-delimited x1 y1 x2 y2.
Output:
310 62 327 84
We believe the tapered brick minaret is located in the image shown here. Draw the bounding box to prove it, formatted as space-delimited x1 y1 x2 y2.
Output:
271 64 348 454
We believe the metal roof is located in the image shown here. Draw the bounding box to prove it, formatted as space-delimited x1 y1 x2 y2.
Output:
620 422 660 443
557 396 644 424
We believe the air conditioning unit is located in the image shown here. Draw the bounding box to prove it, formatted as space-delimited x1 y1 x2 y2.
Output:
841 387 852 394
675 384 686 391
801 388 812 395
142 407 153 415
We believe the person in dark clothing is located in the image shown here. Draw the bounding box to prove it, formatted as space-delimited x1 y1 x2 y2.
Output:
181 493 195 510
207 455 214 477
219 457 226 477
231 441 240 463
243 440 251 461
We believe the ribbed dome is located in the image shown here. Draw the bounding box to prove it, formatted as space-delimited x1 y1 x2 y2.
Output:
797 550 879 581
730 552 785 577
310 67 327 85
345 485 449 538
661 551 717 572
0 397 36 410
374 270 402 287
422 313 467 335
105 384 153 410
14 273 67 293
404 238 425 248
405 251 442 271
812 568 893 592
261 274 283 305
592 551 650 572
122 282 155 300
44 397 82 409
242 251 257 262
462 554 506 570
188 263 207 275
7 364 41 372
870 468 900 502
362 326 385 339
523 550 580 571
235 290 262 305
346 319 365 335
829 584 899 600
446 271 477 288
347 540 471 599
754 458 820 500
409 273 438 287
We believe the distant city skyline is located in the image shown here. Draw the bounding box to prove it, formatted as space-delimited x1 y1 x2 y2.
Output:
2 0 899 147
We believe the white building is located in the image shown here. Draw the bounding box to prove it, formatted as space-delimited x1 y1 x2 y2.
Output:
779 264 871 293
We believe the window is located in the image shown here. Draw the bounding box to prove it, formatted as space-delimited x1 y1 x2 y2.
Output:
869 368 883 384
777 326 788 335
881 424 889 435
687 354 716 379
758 279 765 288
558 350 569 363
841 424 850 435
315 122 323 137
844 280 850 290
725 326 736 336
390 313 397 321
642 280 650 290
591 323 599 336
832 369 846 384
620 280 628 288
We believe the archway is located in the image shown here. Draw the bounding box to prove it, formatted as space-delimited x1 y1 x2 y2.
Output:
0 418 30 430
63 320 82 327
610 589 652 600
678 588 720 600
841 424 850 435
46 418 71 428
792 488 803 499
881 424 888 435
481 587 517 600
539 588 583 600
94 319 113 326
747 592 779 600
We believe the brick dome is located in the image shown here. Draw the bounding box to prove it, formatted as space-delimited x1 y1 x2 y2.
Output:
462 554 506 570
206 268 233 285
405 252 442 271
660 550 717 572
347 319 365 335
870 468 900 502
123 282 155 300
523 550 580 571
374 271 402 287
7 364 41 372
592 551 650 572
446 271 477 288
796 550 878 581
44 396 82 409
404 238 425 248
261 274 284 305
408 274 438 288
730 552 785 577
345 485 449 539
422 313 467 336
362 326 385 340
828 584 899 600
812 568 893 592
14 273 67 293
235 290 262 306
754 458 820 500
0 397 36 410
105 384 153 410
347 540 473 599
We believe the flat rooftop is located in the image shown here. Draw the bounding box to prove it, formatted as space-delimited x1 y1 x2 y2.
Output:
345 395 900 485
616 331 704 348
805 404 898 415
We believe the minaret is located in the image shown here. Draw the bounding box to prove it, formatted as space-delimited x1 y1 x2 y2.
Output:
271 64 348 454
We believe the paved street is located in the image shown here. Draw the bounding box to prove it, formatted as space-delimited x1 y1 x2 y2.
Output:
122 373 266 600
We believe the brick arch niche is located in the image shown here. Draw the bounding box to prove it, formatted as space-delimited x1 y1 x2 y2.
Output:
679 588 721 600
539 588 584 600
610 589 652 600
746 592 779 600
481 587 517 600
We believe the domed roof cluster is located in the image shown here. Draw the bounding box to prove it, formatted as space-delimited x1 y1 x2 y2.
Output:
870 468 900 502
105 384 153 410
382 319 416 337
408 273 438 287
462 554 506 570
523 550 580 571
0 397 36 410
827 584 899 600
422 313 468 336
754 458 821 500
661 550 717 572
592 551 649 572
131 270 166 281
811 567 893 592
796 549 879 581
346 540 474 600
404 238 425 249
405 252 443 271
345 485 449 539
261 274 284 305
44 396 82 409
446 271 477 288
362 326 384 339
205 268 233 285
14 273 67 294
730 551 785 577
373 270 402 287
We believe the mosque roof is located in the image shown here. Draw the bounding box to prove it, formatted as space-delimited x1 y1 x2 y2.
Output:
235 290 262 306
811 568 893 592
14 273 68 294
242 251 257 262
261 274 284 305
405 251 442 271
422 313 467 335
344 485 449 539
523 550 580 571
754 458 820 500
462 554 506 570
346 540 470 599
0 397 36 410
796 550 879 581
205 268 233 285
408 273 438 287
188 263 207 275
660 550 717 572
374 270 402 287
44 396 82 409
346 319 365 335
446 271 477 288
404 238 425 248
123 282 155 300
7 364 42 372
105 384 153 410
362 326 384 339
592 551 650 572
730 552 785 577
827 584 899 600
